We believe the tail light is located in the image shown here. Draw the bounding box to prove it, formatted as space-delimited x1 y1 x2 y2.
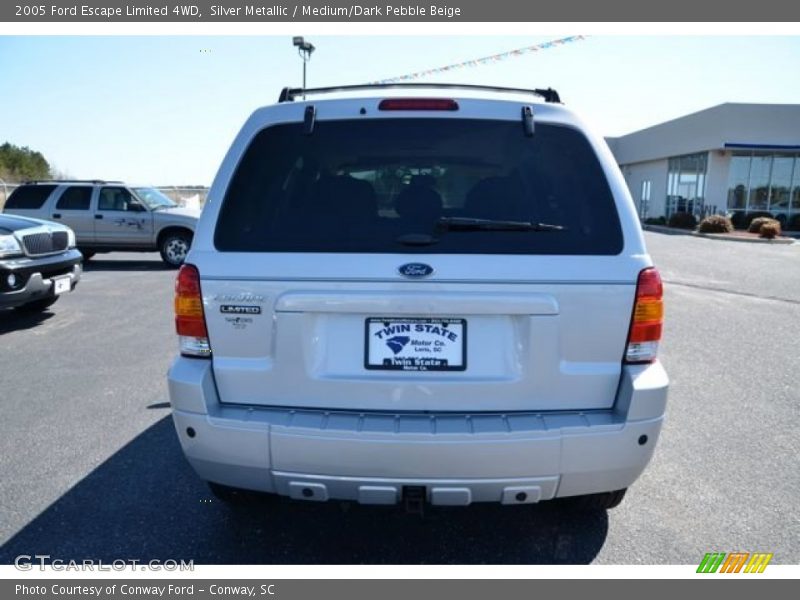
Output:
625 267 663 363
175 264 211 357
378 98 459 111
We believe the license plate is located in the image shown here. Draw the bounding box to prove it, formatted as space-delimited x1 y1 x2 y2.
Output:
365 317 467 371
53 276 71 295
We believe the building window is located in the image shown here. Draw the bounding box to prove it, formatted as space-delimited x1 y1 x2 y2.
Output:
748 155 771 211
770 155 794 212
666 153 707 217
726 152 800 225
727 155 750 210
639 180 651 218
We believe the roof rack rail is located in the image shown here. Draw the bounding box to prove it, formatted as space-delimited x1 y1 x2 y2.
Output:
277 83 562 104
22 179 123 185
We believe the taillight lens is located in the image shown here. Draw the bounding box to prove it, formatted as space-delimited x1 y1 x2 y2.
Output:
175 264 211 357
625 267 663 363
378 98 459 111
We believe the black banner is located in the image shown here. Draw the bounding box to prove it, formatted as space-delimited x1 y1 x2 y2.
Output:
3 579 796 600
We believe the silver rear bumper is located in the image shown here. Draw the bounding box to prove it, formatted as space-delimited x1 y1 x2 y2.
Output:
168 358 668 504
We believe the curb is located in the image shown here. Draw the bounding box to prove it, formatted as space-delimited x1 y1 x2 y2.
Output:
642 225 689 236
691 232 795 245
642 225 796 245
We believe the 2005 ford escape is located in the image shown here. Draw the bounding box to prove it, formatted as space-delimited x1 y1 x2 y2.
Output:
168 84 669 510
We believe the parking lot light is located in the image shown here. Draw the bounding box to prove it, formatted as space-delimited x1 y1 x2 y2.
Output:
292 36 315 98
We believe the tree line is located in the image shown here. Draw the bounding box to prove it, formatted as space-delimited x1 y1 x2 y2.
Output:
0 142 51 182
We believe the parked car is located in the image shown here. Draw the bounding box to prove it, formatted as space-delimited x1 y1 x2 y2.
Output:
3 180 200 266
0 213 81 312
168 83 669 511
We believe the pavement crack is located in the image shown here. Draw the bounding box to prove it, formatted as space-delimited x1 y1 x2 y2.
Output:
665 279 800 306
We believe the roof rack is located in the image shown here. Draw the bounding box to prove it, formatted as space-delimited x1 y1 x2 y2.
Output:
278 83 562 104
22 179 123 185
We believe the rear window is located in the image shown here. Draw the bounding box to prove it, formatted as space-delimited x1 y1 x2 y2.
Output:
56 186 92 210
5 185 56 210
215 119 623 255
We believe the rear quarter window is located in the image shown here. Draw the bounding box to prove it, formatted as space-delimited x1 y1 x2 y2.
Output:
5 185 57 210
215 119 623 255
56 186 92 210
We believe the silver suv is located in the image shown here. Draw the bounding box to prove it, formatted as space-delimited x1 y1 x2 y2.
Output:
168 84 669 511
3 180 200 266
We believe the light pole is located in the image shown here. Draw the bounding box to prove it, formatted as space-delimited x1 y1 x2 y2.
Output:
292 36 315 99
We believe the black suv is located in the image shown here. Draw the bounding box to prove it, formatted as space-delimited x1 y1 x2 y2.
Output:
0 213 82 313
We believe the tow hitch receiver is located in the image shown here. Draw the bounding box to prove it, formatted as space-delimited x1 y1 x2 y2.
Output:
402 486 426 516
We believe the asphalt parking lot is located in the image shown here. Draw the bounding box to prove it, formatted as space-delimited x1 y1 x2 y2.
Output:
1 233 798 565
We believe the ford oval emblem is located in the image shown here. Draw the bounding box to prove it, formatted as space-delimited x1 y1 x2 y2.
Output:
398 263 434 278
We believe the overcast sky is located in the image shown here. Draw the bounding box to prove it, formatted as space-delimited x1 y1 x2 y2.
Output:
1 35 798 184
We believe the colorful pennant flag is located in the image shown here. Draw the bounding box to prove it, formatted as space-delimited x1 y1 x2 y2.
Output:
372 35 588 84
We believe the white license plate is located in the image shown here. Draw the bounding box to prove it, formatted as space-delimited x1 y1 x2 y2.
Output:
365 317 467 372
53 276 71 295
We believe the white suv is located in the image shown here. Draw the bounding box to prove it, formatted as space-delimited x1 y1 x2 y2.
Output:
168 84 668 511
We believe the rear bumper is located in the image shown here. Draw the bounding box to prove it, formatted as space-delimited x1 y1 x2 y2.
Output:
168 359 668 505
0 250 82 308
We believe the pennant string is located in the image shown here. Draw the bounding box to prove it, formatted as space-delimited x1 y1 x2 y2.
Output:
371 36 588 84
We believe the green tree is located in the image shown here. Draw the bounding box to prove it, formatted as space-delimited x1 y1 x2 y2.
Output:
0 142 51 182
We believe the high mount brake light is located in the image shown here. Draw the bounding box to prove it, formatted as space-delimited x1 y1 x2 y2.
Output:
625 267 663 364
174 264 211 357
378 98 459 111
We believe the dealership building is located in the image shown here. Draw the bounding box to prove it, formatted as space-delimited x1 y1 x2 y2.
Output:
606 103 800 227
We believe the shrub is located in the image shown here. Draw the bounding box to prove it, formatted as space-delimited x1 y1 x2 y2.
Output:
668 212 697 229
643 216 667 226
759 222 781 239
748 217 780 234
697 215 733 234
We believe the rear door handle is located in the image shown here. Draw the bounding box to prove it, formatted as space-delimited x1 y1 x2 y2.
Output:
52 213 61 219
94 214 103 220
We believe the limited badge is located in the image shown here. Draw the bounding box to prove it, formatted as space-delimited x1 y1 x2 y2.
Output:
220 305 261 315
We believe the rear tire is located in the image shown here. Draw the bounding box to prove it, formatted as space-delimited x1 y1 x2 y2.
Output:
567 488 628 510
78 248 95 261
208 482 248 503
15 296 59 313
159 232 192 267
207 481 276 505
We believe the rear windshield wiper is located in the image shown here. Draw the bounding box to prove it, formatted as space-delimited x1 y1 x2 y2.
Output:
395 218 565 246
436 216 565 232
